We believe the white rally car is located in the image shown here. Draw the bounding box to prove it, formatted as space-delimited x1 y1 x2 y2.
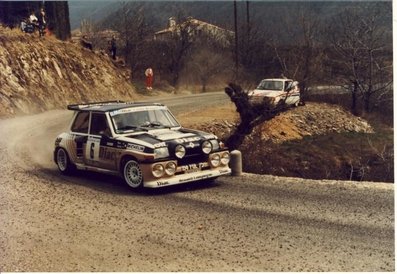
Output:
249 78 301 106
54 101 231 189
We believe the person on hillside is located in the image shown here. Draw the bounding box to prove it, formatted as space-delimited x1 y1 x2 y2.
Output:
81 35 93 50
21 13 35 34
29 11 38 33
109 35 117 60
29 11 38 25
20 18 27 32
145 67 154 90
37 8 47 37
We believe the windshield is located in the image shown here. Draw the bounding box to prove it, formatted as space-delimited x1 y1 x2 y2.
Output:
110 107 180 134
256 80 284 91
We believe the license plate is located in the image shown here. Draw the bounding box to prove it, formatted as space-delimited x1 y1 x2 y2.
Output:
180 162 209 173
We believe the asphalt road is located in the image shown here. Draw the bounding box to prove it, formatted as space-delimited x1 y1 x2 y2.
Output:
141 91 230 115
0 92 394 271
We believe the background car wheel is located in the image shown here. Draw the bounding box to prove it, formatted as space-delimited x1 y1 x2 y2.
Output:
123 159 144 189
56 148 75 175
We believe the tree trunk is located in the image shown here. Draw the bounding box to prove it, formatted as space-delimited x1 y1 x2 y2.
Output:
351 81 358 116
172 72 178 87
45 1 71 40
364 92 371 113
226 123 254 150
202 83 207 93
224 83 290 150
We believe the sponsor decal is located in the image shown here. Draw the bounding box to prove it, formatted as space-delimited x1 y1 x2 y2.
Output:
106 142 114 147
175 136 201 144
188 142 196 148
127 143 145 152
203 134 216 140
99 147 117 160
154 142 167 148
116 141 127 149
110 106 167 116
157 181 169 186
179 173 213 183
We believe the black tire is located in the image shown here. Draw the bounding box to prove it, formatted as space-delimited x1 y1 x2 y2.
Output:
122 159 144 189
56 148 76 175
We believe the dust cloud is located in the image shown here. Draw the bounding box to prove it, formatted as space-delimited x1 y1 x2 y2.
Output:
0 110 72 170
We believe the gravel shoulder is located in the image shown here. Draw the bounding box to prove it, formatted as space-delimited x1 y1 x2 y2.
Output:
0 96 394 271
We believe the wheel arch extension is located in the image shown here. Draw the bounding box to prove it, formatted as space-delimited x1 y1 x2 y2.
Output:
119 154 139 172
54 146 68 163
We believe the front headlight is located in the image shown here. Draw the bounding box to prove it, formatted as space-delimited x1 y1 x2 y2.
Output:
152 163 165 178
201 140 212 154
220 151 230 165
210 153 220 167
175 144 186 159
154 147 169 159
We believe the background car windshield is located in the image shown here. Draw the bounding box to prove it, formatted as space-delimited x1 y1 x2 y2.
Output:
257 80 284 91
112 109 180 133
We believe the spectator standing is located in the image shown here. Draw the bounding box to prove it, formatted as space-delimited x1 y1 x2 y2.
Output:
37 8 47 37
145 68 154 90
29 11 38 30
110 35 117 60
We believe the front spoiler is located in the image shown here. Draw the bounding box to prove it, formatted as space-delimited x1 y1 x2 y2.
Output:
144 167 231 188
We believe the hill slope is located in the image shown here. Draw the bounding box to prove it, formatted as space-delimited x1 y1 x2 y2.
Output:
178 102 393 182
0 26 136 117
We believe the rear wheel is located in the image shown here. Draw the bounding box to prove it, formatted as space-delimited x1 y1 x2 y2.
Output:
56 148 75 174
122 159 144 189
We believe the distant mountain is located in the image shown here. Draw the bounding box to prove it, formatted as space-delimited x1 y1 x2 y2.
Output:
68 1 123 30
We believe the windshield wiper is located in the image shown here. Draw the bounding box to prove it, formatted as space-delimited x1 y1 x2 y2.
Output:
117 125 148 133
140 121 166 128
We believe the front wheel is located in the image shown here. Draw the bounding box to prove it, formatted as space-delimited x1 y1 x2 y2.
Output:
56 148 75 175
123 159 144 189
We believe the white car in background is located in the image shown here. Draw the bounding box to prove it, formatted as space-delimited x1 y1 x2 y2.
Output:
249 78 301 106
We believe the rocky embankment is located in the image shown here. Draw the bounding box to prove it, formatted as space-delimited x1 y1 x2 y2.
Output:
0 26 136 117
185 102 373 143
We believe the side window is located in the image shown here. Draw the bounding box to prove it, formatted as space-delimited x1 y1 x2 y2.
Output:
90 113 111 136
71 112 89 134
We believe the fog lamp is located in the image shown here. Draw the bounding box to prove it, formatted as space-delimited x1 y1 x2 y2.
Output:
152 163 165 178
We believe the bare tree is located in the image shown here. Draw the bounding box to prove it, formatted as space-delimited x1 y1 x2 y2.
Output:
164 16 198 86
108 3 150 77
270 4 324 103
224 83 292 150
329 3 392 113
184 48 233 92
